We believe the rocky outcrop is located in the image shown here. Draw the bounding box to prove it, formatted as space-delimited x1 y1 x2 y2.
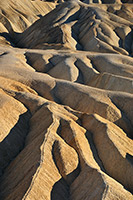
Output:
0 0 133 200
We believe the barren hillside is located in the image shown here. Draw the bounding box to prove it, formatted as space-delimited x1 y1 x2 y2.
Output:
0 0 133 199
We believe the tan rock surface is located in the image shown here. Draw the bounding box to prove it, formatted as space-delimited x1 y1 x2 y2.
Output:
0 0 133 200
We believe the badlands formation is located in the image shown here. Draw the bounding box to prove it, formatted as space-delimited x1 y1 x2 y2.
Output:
0 0 133 199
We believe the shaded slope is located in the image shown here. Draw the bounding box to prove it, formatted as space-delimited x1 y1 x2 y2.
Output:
0 0 56 46
14 1 133 56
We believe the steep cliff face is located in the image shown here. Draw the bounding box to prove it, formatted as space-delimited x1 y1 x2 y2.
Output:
0 0 133 200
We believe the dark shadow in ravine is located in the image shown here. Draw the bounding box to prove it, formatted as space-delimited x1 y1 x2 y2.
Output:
51 140 81 200
114 111 133 140
0 105 54 200
51 178 70 200
24 52 54 73
85 130 106 173
51 167 81 200
124 30 133 56
0 111 31 177
126 153 133 165
0 32 16 47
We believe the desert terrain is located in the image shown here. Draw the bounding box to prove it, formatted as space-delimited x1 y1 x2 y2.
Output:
0 0 133 199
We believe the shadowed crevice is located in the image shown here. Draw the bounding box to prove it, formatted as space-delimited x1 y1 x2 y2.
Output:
110 99 133 139
0 32 15 47
51 140 81 200
74 60 84 84
126 153 133 166
85 130 106 172
24 52 54 73
0 106 54 200
51 178 70 200
0 111 31 177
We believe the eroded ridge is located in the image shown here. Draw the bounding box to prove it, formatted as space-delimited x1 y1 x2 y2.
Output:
0 0 133 199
